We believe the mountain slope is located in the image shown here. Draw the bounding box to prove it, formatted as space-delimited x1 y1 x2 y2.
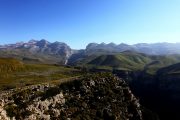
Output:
0 39 72 64
88 52 151 70
82 51 180 73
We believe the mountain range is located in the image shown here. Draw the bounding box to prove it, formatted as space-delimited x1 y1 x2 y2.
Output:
0 39 72 64
0 39 180 65
85 42 180 55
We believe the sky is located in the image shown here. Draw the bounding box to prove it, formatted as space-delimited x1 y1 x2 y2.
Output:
0 0 180 49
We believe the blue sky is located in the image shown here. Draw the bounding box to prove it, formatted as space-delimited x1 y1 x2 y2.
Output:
0 0 180 49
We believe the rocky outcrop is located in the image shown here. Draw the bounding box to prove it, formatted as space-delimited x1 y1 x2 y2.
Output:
58 73 142 120
0 73 143 120
25 92 65 120
0 99 11 120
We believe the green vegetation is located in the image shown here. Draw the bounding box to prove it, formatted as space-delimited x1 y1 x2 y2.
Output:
145 55 180 74
85 52 180 74
87 52 151 71
157 63 180 75
0 58 82 90
0 58 24 73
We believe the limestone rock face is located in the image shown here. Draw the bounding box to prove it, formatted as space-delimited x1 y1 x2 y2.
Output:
0 100 11 120
25 92 65 120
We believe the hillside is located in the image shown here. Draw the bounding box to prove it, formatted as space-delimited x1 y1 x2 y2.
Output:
157 63 180 75
83 51 180 73
88 52 151 70
144 55 180 74
156 63 180 98
0 58 82 90
0 58 24 73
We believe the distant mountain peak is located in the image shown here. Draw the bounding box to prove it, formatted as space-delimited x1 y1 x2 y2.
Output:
28 39 38 43
107 42 116 46
86 43 99 49
85 42 180 55
100 42 106 45
0 39 73 65
36 39 50 48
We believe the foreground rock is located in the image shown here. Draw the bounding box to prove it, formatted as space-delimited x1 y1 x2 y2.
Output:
0 73 143 120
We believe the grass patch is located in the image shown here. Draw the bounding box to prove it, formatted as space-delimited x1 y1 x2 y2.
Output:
0 63 82 90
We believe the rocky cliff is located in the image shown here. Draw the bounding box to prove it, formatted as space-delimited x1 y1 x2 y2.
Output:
0 73 143 120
